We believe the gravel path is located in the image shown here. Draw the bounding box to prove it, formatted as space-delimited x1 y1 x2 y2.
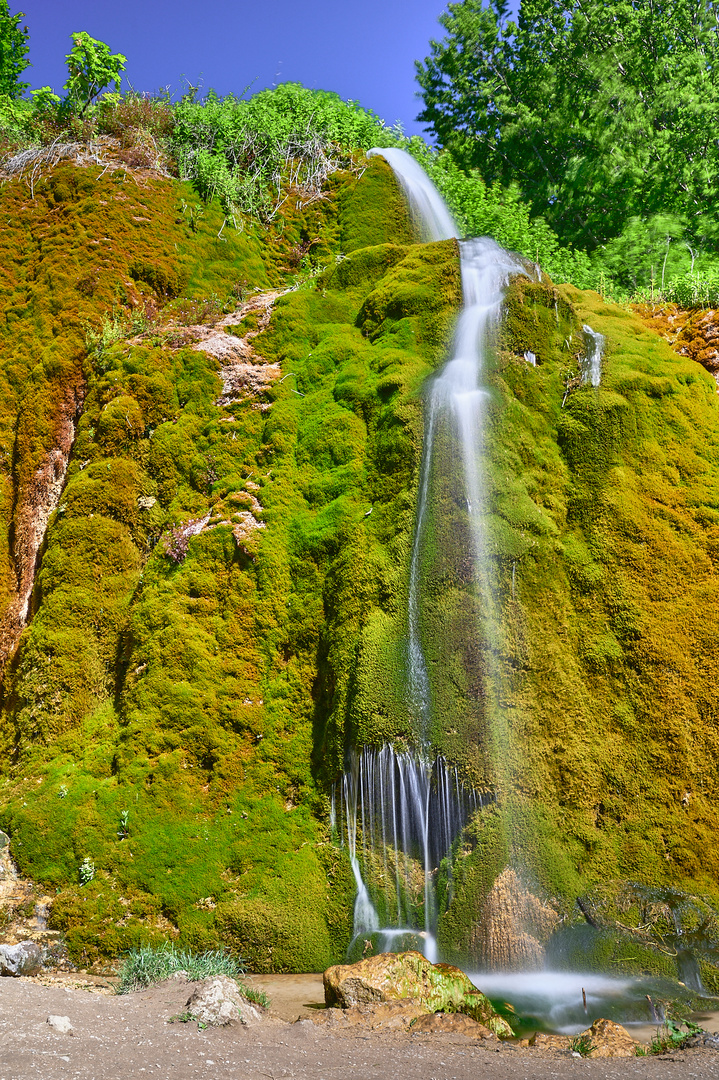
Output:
1 975 718 1079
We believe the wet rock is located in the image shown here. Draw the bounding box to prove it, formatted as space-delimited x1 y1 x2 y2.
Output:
323 950 512 1037
469 868 560 971
185 976 266 1027
685 1031 719 1049
47 1015 73 1034
0 941 42 977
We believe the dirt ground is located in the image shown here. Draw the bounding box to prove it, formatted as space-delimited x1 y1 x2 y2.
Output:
1 973 719 1080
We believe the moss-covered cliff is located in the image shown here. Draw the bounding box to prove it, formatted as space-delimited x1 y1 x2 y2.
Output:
0 154 461 969
0 147 718 984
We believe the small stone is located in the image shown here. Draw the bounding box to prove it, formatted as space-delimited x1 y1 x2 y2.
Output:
0 941 42 977
47 1015 73 1034
0 830 9 849
137 495 156 509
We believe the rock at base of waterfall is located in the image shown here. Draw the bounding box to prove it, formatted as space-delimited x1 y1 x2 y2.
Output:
410 1012 498 1038
469 867 560 970
525 1019 637 1058
314 999 499 1039
323 950 513 1037
47 1015 73 1034
315 1000 427 1031
185 976 266 1027
581 1018 638 1058
0 941 42 977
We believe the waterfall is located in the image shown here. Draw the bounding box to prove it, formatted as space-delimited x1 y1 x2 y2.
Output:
581 324 605 387
336 149 523 962
366 148 457 243
336 746 485 962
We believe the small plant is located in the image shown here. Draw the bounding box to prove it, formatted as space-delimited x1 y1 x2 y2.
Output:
84 308 150 370
58 784 68 799
115 942 268 1006
168 1010 207 1030
647 1018 704 1055
117 810 129 840
570 1032 595 1057
79 857 95 885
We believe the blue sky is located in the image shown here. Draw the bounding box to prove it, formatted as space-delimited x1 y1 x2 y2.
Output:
18 0 456 136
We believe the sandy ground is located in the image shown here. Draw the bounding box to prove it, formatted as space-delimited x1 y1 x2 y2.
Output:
1 974 719 1080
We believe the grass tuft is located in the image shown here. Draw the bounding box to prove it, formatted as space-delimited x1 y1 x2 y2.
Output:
115 942 268 1007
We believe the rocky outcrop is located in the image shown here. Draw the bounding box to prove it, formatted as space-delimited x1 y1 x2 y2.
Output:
314 998 499 1038
468 868 560 971
583 1018 638 1058
0 379 84 674
323 951 512 1037
185 976 266 1027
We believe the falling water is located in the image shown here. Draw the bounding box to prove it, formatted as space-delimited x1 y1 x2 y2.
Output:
336 746 484 961
337 149 524 960
581 324 605 387
366 148 458 243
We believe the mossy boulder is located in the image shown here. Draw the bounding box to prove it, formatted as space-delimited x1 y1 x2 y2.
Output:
323 950 513 1037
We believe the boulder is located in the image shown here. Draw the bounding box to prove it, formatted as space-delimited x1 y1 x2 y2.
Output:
0 941 42 977
323 951 513 1037
185 976 266 1027
47 1015 73 1034
582 1018 638 1058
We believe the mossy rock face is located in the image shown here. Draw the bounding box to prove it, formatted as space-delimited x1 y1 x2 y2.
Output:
2 151 719 977
0 155 456 969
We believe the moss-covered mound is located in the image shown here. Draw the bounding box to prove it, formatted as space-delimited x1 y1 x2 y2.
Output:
434 278 719 987
0 154 461 968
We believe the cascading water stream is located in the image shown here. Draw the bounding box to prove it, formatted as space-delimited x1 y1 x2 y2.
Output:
337 149 524 961
581 324 605 387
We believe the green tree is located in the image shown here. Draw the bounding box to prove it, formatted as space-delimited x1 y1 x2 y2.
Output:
0 0 29 98
416 0 719 254
64 31 126 116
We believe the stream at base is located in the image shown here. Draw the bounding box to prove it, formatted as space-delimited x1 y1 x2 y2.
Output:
467 969 716 1038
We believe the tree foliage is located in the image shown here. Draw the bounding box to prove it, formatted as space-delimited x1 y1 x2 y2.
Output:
0 0 29 99
416 0 719 256
64 31 127 116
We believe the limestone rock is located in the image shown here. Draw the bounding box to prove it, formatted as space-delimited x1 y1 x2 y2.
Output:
582 1018 637 1058
323 951 512 1037
410 1012 497 1038
315 1000 427 1031
47 1015 73 1034
469 868 560 971
0 941 42 977
528 1032 572 1051
185 976 265 1027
